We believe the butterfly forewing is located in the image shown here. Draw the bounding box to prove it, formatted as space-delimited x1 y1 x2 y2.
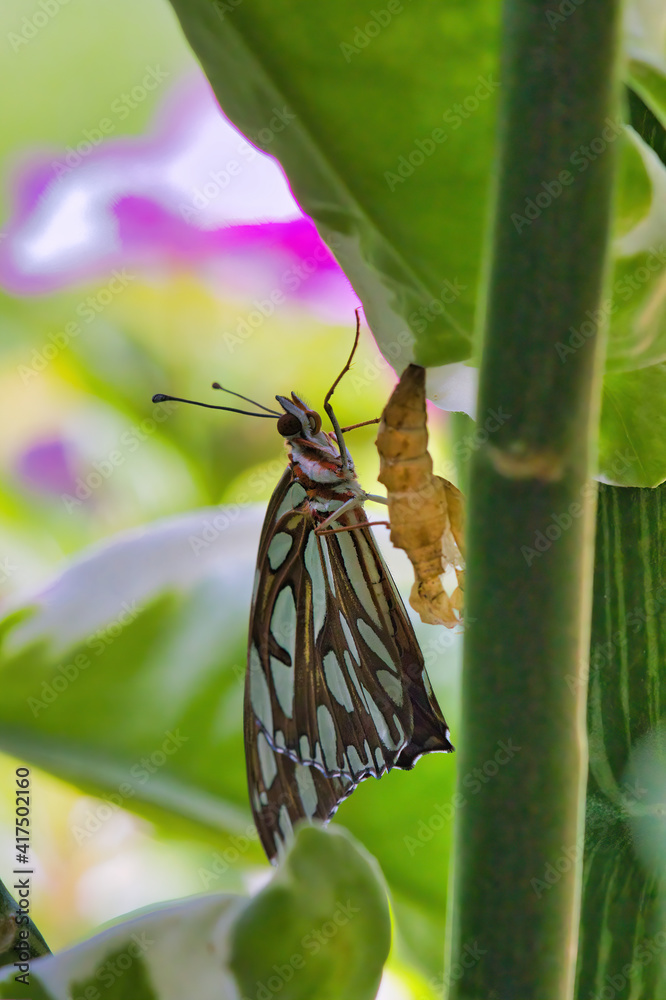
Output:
245 463 452 860
249 473 415 778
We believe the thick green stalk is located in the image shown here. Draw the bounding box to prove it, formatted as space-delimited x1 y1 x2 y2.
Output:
447 3 622 999
576 484 666 1000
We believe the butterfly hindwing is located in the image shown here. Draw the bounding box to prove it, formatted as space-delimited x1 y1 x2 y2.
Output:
245 469 452 795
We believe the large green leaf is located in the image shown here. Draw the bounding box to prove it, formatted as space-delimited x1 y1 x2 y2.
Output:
230 826 391 1000
599 364 666 487
576 483 666 998
166 0 500 369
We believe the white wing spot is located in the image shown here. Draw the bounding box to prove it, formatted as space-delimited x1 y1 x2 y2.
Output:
278 805 294 842
270 656 295 719
363 686 399 750
320 536 337 594
271 585 297 656
357 619 398 673
299 734 311 760
304 531 327 639
339 613 360 662
295 764 319 818
346 744 365 777
336 532 380 625
356 531 391 621
316 704 339 770
323 651 354 711
276 482 307 520
377 669 404 706
257 731 278 789
374 747 385 770
249 644 273 734
274 730 286 749
343 650 365 702
267 532 293 570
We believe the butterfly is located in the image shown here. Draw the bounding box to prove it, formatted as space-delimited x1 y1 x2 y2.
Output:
154 314 453 863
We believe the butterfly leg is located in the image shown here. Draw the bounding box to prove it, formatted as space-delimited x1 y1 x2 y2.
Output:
315 496 364 533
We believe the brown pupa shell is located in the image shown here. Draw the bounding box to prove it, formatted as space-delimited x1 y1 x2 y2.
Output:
376 364 465 628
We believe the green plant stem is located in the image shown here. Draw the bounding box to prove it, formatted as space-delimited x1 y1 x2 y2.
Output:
576 484 666 999
447 3 622 998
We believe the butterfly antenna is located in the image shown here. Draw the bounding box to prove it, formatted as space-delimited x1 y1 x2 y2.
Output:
211 382 281 416
152 393 278 419
323 308 362 473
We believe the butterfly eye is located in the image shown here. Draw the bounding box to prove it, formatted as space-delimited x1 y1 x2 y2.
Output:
277 412 302 437
306 410 322 434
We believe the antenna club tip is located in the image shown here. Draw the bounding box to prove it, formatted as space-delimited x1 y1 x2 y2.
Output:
152 393 169 403
211 382 222 389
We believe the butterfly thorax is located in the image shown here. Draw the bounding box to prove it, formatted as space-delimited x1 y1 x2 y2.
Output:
276 392 365 520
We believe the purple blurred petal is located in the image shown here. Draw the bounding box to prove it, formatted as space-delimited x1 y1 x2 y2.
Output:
0 74 358 318
15 440 78 495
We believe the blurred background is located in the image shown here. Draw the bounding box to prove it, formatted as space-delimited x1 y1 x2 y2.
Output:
0 1 463 995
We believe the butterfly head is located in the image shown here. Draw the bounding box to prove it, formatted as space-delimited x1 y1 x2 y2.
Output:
275 392 353 476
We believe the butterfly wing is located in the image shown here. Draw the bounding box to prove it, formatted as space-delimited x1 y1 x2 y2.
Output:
245 718 353 862
245 467 452 828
